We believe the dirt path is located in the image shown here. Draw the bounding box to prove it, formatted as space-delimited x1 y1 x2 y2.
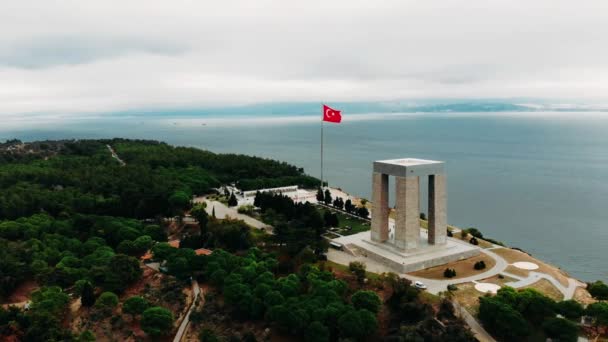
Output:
173 280 201 342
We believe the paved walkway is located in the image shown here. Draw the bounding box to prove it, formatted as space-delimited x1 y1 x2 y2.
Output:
193 198 273 233
402 248 510 293
106 144 126 166
503 269 578 300
173 280 201 342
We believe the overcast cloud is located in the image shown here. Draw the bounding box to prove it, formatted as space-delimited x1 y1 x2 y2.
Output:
1 0 607 116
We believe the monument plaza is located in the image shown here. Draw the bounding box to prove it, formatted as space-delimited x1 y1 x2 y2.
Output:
333 158 479 273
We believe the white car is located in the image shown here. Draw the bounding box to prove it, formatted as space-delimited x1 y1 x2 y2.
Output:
414 281 427 290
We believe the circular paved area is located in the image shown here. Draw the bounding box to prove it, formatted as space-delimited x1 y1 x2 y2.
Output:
475 283 501 294
512 261 539 270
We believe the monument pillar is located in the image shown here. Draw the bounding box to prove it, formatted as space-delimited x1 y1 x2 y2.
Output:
371 172 389 242
428 174 447 245
394 176 419 250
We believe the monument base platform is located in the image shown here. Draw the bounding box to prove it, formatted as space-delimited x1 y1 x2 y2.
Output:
333 230 480 273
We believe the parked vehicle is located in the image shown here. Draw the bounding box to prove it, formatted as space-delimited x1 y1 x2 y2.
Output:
414 281 427 290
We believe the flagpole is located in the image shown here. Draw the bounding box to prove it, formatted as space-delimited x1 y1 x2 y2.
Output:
320 111 324 189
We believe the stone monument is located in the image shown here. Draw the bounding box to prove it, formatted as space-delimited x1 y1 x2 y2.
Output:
331 157 480 273
371 158 446 250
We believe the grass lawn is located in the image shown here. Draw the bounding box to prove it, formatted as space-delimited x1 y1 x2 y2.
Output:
450 282 482 315
419 291 441 306
319 260 381 280
409 253 497 280
573 287 597 305
504 265 530 278
492 248 570 287
321 208 371 236
521 279 564 301
479 274 518 286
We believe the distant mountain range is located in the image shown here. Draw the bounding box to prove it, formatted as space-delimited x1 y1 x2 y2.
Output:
112 100 608 118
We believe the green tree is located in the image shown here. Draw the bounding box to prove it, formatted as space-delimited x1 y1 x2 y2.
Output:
351 290 382 313
542 317 578 342
30 286 70 315
80 281 96 307
349 261 367 284
478 296 529 341
357 206 369 218
169 191 191 216
167 256 191 280
588 281 608 300
191 203 209 232
143 224 167 242
152 242 175 261
323 189 332 205
117 240 136 255
123 296 149 318
228 193 238 207
515 288 556 324
556 300 584 320
132 235 153 256
305 321 329 342
344 199 353 213
586 302 608 326
316 188 324 202
103 254 143 293
142 306 174 336
95 291 119 309
357 309 378 337
338 309 364 339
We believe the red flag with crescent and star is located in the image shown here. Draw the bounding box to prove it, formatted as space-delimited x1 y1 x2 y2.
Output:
322 104 342 123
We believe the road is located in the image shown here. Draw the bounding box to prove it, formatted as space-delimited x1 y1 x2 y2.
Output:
173 280 201 342
193 198 273 233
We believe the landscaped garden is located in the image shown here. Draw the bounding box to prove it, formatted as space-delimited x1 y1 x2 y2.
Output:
322 208 371 236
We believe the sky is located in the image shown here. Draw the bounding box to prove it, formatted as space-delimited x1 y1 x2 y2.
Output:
1 0 608 118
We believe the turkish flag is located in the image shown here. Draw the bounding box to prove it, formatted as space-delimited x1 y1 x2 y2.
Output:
323 104 342 123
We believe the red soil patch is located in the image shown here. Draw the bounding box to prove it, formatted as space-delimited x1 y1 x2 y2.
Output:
122 265 162 298
6 280 38 304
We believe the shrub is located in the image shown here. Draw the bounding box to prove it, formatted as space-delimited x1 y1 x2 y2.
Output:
447 229 453 237
237 205 255 216
447 284 458 291
469 237 479 245
474 260 486 270
443 268 456 278
199 328 220 342
466 228 484 239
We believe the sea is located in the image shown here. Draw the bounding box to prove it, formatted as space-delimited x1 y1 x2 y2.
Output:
2 111 607 282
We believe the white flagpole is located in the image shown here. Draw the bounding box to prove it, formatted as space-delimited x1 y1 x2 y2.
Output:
320 108 324 189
